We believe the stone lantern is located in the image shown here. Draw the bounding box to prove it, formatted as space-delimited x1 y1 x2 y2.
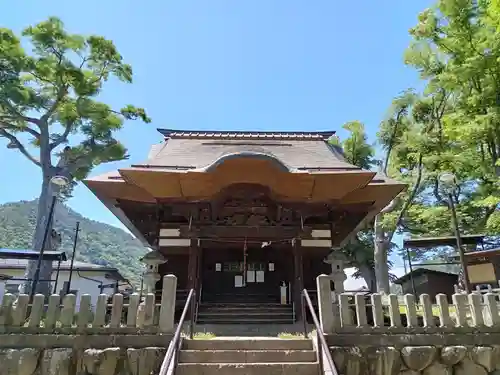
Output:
140 250 166 293
324 251 347 295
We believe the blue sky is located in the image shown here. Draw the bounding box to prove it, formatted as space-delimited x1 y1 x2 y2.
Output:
1 1 432 271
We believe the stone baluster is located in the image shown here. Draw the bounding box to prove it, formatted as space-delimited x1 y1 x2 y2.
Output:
468 293 484 327
419 294 435 328
93 294 108 328
60 294 76 328
110 294 124 328
452 293 468 327
45 294 60 329
28 294 45 328
127 293 140 328
76 294 92 331
354 293 367 328
143 293 156 327
484 293 500 327
404 294 418 328
371 293 384 328
136 303 145 328
12 294 29 327
339 293 353 327
0 293 14 326
388 294 402 328
436 294 452 328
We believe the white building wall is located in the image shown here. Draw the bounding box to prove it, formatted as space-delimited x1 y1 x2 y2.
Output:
0 268 121 308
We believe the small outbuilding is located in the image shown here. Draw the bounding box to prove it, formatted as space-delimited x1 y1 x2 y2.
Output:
393 267 458 301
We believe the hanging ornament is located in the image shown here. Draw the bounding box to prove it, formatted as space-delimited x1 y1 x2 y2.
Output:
243 237 248 286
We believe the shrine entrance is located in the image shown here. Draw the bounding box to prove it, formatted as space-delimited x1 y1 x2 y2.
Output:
201 245 290 303
85 128 406 324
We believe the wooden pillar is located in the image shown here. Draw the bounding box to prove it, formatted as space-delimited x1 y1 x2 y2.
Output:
196 245 203 297
187 240 200 290
293 239 304 321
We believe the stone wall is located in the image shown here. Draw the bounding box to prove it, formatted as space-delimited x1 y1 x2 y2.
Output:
0 347 166 375
329 345 500 375
3 344 500 375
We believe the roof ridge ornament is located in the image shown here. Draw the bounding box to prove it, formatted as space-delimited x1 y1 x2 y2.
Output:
157 128 337 140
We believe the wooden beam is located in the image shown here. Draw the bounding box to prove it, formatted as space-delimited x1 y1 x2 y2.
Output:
293 239 304 321
179 225 312 239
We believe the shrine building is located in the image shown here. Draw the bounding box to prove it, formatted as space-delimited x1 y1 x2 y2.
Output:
84 129 405 324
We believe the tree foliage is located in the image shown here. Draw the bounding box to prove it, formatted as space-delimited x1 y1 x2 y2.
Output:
0 17 150 295
381 0 500 265
336 122 401 290
0 17 150 179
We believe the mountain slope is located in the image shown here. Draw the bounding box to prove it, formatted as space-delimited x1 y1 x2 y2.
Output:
0 200 147 286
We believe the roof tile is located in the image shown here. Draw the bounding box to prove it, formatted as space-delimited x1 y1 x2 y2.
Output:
157 128 337 141
139 138 358 171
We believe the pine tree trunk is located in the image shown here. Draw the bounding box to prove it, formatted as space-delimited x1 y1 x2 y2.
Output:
21 174 56 296
358 264 376 292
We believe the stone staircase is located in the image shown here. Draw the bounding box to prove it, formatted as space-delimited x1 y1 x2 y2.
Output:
196 302 295 324
175 338 318 375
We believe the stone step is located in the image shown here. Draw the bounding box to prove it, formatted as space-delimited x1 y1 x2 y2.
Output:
183 338 313 351
179 349 317 363
200 305 292 310
201 303 286 307
175 362 318 375
198 311 293 317
197 318 295 324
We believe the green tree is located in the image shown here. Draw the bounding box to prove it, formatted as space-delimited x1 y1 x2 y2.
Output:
0 18 150 295
386 0 500 271
335 121 380 289
336 120 409 291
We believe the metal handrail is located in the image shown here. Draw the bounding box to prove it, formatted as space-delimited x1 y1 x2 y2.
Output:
158 288 196 375
301 289 339 375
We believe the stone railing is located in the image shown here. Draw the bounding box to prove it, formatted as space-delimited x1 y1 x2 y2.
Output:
317 274 500 336
315 275 500 374
0 275 177 348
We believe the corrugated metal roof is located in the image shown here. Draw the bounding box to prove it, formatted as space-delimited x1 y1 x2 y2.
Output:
403 235 485 249
0 258 114 270
0 249 67 261
157 128 337 141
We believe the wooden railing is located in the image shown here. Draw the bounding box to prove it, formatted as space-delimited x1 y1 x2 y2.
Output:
301 289 339 375
159 289 196 375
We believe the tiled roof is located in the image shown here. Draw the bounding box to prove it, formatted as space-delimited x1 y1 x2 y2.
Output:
138 138 355 171
157 128 337 141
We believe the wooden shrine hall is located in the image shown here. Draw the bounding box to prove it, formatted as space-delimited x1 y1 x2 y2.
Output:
84 129 405 324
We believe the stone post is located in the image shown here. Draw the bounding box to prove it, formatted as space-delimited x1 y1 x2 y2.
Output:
317 274 335 333
159 274 177 333
140 251 167 294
